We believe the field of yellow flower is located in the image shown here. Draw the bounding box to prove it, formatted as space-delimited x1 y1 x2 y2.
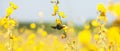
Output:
0 0 120 51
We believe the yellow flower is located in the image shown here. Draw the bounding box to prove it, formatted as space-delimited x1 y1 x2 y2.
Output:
0 17 10 29
108 3 120 17
58 11 66 18
28 33 36 40
6 7 13 17
98 16 108 22
84 24 90 29
107 26 119 42
54 4 59 13
30 23 36 29
37 28 47 37
56 18 61 25
13 5 18 10
78 30 91 44
52 4 59 16
0 18 17 29
9 18 17 27
91 20 100 27
0 17 8 26
41 30 47 37
62 25 68 32
10 2 15 6
6 2 18 17
10 2 18 10
97 3 106 13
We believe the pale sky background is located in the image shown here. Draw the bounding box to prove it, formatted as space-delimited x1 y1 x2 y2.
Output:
0 0 119 25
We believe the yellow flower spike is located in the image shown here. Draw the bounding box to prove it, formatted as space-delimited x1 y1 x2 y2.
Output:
30 23 36 29
56 18 61 25
97 3 106 13
6 7 13 17
91 20 100 27
58 11 66 18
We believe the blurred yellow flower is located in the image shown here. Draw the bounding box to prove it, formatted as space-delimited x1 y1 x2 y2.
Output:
9 18 17 27
10 2 18 10
41 30 47 37
0 18 17 29
91 20 100 27
6 7 13 17
78 30 91 44
98 16 108 22
28 33 36 40
56 18 61 25
107 26 119 43
97 3 106 13
52 4 59 16
54 4 59 13
6 2 18 17
30 23 36 29
37 28 47 37
84 24 90 29
62 25 68 32
0 17 8 26
108 3 120 17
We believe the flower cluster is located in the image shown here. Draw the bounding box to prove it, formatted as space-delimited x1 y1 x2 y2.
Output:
51 0 68 39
